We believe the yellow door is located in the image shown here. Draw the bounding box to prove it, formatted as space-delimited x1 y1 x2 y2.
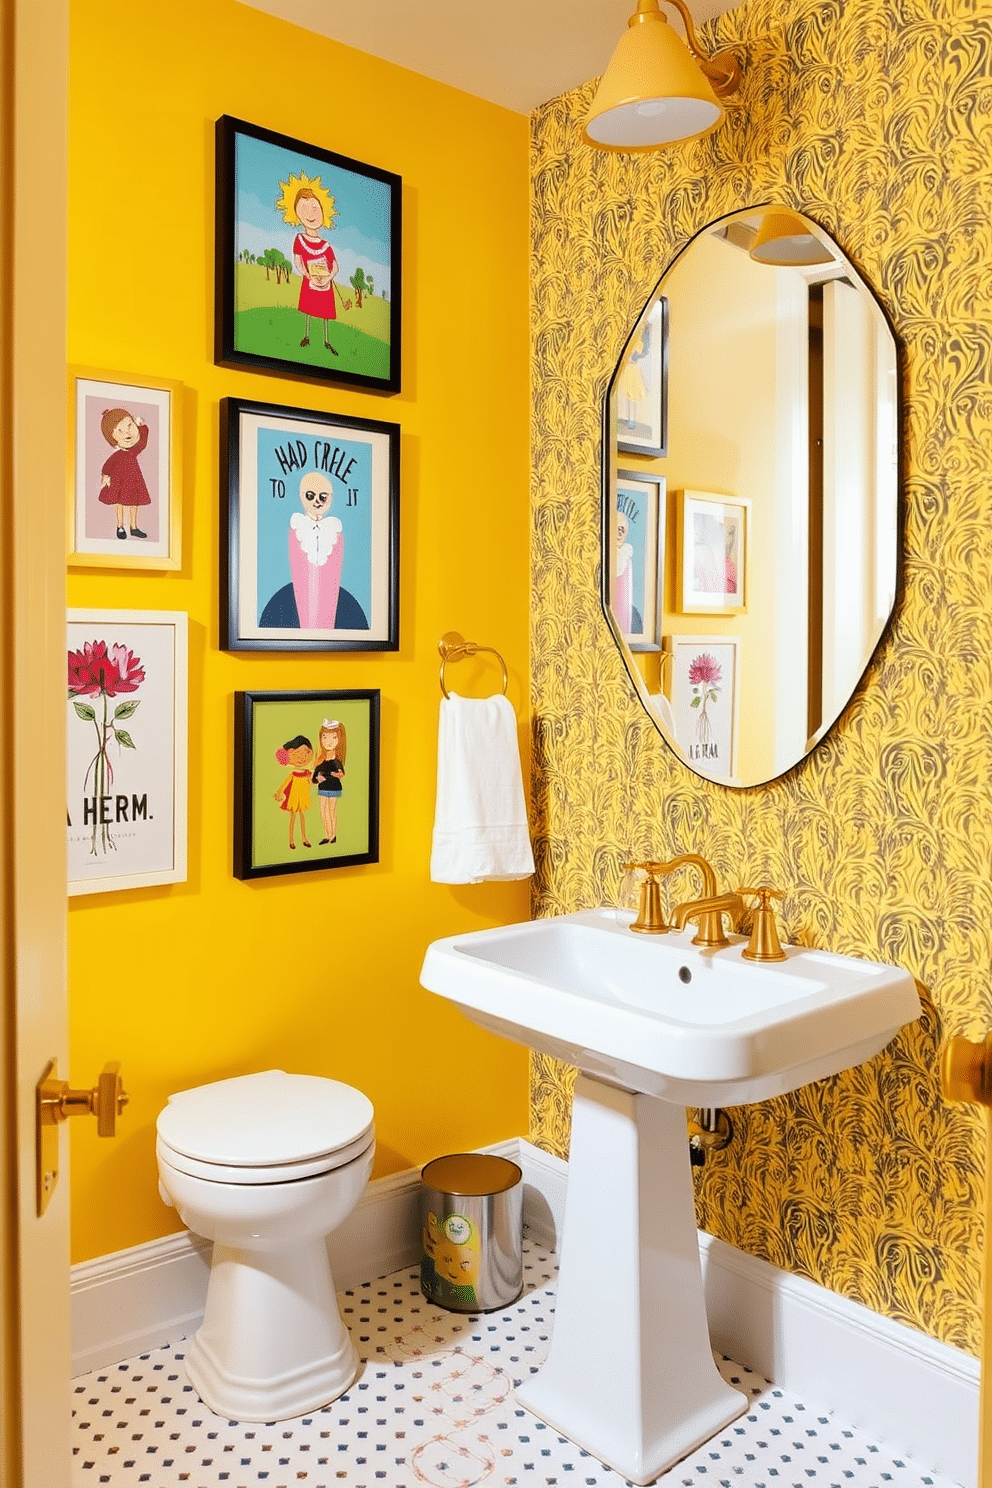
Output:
1 1 73 1484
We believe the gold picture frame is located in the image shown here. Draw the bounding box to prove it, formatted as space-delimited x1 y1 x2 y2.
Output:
676 490 749 616
68 366 183 570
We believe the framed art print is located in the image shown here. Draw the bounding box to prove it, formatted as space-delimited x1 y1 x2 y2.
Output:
68 368 182 569
222 397 400 652
234 690 380 880
216 115 402 394
616 296 668 457
612 470 666 650
677 490 749 615
67 610 187 894
667 634 741 783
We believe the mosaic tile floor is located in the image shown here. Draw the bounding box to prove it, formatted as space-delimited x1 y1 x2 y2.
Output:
71 1241 958 1488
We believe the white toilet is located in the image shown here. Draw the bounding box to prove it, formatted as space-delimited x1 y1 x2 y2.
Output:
156 1069 375 1423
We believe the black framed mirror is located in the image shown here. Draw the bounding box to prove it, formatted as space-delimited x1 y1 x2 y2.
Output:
602 206 900 788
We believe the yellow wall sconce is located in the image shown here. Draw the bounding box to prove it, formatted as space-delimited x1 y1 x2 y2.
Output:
749 209 835 266
584 0 743 152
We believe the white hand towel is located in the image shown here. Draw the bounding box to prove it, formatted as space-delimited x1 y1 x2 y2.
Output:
430 693 535 884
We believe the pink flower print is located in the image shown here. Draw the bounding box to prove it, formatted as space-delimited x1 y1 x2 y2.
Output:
688 653 722 687
67 639 143 855
68 639 145 697
688 651 722 747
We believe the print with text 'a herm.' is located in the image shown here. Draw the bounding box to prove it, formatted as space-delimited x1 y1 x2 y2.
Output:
66 610 187 895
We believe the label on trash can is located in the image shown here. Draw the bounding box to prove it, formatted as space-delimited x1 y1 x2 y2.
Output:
422 1209 481 1310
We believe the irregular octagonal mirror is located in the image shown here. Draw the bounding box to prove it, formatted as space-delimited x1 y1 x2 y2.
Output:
602 206 899 789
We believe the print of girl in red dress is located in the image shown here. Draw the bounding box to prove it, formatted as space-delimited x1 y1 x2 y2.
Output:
277 173 351 357
99 407 152 541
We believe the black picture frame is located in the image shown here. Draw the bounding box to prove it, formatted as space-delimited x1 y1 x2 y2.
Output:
215 115 402 395
616 295 669 458
221 396 400 652
234 690 380 880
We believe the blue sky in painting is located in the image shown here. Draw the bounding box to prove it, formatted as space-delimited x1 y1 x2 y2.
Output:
235 132 392 296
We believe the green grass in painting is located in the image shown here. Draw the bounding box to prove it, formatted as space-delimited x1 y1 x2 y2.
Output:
233 262 391 380
235 307 390 380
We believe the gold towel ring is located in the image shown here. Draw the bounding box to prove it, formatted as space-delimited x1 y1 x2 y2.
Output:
438 631 509 700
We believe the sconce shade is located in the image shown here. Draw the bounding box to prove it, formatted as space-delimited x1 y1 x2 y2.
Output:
584 2 724 151
749 210 834 266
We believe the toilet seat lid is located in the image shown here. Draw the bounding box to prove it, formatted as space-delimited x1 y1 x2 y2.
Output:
156 1070 374 1168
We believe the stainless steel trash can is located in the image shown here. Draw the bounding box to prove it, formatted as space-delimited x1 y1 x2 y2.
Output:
420 1153 523 1313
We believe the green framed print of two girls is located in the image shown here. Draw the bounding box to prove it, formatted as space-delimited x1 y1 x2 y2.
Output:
215 116 402 395
234 690 380 880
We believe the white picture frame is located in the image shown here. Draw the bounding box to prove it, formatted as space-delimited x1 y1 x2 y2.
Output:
67 609 188 895
666 634 741 783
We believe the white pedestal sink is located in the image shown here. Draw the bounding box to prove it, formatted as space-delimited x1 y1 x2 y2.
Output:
420 909 921 1484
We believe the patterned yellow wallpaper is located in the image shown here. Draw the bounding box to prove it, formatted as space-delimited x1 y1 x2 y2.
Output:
529 0 992 1352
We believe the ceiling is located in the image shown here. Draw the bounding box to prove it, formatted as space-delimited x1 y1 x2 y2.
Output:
238 0 738 114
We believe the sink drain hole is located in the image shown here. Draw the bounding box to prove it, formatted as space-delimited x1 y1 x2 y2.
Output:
678 966 692 984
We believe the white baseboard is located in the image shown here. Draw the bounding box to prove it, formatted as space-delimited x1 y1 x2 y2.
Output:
71 1230 214 1377
70 1137 564 1378
71 1137 976 1486
699 1230 977 1487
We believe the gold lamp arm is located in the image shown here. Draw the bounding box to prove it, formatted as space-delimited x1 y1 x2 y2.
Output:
655 0 743 97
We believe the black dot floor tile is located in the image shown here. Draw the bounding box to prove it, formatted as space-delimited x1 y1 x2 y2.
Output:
69 1240 956 1488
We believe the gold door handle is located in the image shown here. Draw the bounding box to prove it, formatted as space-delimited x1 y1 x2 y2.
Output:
942 1035 992 1106
36 1059 130 1215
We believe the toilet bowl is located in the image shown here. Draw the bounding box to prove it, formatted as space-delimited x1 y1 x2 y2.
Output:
156 1069 375 1423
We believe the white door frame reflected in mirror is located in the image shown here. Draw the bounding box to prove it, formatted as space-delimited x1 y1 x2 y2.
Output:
601 205 900 789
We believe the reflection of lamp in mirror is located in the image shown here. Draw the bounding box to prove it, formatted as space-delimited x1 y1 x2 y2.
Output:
584 0 743 152
749 209 835 266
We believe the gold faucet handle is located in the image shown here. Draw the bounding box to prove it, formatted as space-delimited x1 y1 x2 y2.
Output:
739 887 786 962
624 862 670 934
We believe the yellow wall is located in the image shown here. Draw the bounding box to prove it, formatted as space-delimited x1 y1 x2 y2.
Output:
67 0 531 1264
530 0 992 1354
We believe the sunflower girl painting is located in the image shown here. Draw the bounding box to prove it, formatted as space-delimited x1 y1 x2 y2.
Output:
220 117 400 392
276 171 350 356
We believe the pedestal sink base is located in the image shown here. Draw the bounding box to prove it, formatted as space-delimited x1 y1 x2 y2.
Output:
516 1075 746 1485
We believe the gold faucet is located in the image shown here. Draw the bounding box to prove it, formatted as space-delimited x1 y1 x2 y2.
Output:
626 855 719 935
739 886 787 961
672 892 744 949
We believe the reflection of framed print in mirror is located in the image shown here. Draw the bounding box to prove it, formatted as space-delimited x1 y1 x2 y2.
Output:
677 491 748 615
666 635 740 783
614 470 666 650
68 368 182 570
617 297 668 457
